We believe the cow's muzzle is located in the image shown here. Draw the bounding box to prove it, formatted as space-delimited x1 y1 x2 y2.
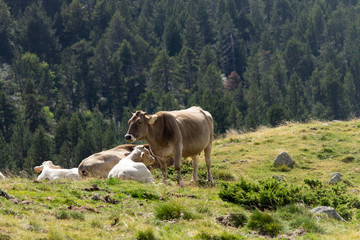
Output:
125 134 136 143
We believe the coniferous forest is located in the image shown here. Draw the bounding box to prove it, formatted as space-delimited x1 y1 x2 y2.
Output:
1 0 360 172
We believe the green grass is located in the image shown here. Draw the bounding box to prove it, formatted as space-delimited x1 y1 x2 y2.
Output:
1 120 360 239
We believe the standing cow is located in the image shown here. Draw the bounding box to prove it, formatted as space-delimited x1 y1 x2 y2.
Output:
125 106 214 186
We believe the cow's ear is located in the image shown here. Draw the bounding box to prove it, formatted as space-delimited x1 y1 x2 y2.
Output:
124 152 131 156
147 114 158 125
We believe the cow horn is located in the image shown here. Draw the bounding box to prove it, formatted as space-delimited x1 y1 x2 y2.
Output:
128 109 134 115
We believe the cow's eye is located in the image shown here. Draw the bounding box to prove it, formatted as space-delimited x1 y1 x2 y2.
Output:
137 121 142 125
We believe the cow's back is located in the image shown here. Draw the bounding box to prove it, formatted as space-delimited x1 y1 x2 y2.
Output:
169 106 213 157
78 146 135 177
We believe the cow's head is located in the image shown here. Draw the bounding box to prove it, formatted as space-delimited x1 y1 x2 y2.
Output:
135 145 155 166
34 161 61 173
125 110 158 143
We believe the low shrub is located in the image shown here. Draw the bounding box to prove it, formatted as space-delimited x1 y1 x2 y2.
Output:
247 210 283 236
219 178 360 216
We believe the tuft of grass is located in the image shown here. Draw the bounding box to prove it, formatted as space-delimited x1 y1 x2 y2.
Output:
136 228 157 240
247 210 283 237
126 188 160 200
195 231 244 240
90 219 103 228
55 210 84 221
277 204 323 233
274 165 292 172
154 199 194 221
341 155 355 163
55 210 71 220
230 212 248 228
215 170 235 181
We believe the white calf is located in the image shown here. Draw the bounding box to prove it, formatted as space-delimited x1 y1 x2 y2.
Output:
34 161 79 181
108 145 155 183
0 171 5 180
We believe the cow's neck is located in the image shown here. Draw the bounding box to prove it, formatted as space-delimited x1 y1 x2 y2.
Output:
145 126 164 158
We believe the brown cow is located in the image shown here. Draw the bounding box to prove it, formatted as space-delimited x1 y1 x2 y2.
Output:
78 144 173 178
125 106 214 186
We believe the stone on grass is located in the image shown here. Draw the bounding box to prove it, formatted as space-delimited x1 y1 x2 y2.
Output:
328 172 342 184
311 206 344 221
273 152 294 167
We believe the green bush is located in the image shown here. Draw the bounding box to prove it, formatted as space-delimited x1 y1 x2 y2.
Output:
247 210 283 236
219 178 360 215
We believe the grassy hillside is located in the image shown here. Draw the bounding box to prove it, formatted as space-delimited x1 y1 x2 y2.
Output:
1 120 360 240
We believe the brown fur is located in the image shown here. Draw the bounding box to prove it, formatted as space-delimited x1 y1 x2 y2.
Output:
125 106 214 185
78 144 172 178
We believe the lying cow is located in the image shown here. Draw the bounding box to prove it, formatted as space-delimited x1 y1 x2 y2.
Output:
0 171 5 180
125 106 214 186
78 144 173 178
34 161 79 181
108 145 155 183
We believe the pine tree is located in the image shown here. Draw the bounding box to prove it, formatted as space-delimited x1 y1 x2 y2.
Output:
9 113 30 170
320 63 349 119
26 125 53 169
149 50 180 94
163 16 182 57
23 79 46 133
0 88 15 141
0 0 14 63
17 1 60 63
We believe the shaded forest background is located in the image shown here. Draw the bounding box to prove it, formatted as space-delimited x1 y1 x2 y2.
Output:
1 0 360 172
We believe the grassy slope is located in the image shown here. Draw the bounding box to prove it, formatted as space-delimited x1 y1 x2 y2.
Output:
1 120 360 239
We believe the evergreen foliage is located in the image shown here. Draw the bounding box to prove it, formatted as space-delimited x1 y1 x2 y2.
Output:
219 178 360 220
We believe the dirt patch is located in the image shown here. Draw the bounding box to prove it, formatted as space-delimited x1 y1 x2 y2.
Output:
0 228 11 240
104 195 119 204
83 184 103 191
278 227 306 240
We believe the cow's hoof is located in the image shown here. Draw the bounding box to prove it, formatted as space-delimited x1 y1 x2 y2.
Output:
188 180 198 187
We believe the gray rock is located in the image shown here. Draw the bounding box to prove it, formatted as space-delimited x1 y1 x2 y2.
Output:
273 152 294 167
311 206 344 221
92 193 102 201
272 175 283 181
328 172 342 184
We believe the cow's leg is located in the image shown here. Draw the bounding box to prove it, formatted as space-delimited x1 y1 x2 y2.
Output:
204 144 213 182
159 159 169 184
174 148 184 187
190 155 199 184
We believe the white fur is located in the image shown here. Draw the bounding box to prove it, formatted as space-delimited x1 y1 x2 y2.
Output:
108 146 155 183
35 161 79 181
0 171 5 180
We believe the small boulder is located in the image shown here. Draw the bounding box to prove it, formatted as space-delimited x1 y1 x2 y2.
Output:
92 193 102 201
311 206 344 221
273 152 294 167
272 175 283 181
328 172 342 184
